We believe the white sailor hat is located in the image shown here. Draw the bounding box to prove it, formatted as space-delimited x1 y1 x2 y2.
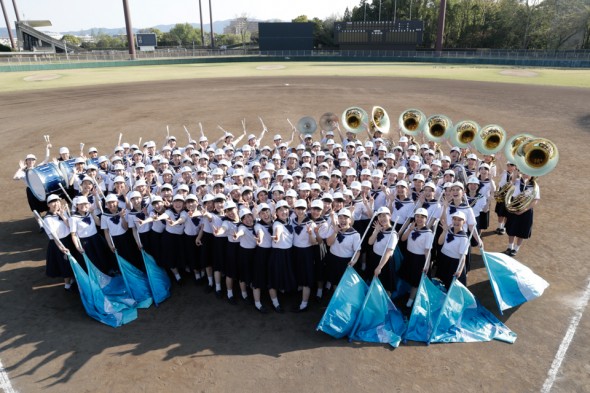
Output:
105 194 119 203
59 147 70 155
376 206 391 215
275 200 289 210
414 207 429 217
294 199 307 209
451 211 466 221
311 199 324 209
46 194 60 204
239 208 253 219
257 203 270 213
173 194 185 202
223 200 237 210
75 196 90 204
129 191 141 199
338 209 351 218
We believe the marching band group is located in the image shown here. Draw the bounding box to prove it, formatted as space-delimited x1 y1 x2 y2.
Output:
13 112 543 314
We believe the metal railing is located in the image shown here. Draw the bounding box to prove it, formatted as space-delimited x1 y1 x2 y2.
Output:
1 48 589 68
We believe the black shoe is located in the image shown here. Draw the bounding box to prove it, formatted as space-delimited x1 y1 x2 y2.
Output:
509 249 518 256
273 304 284 314
242 296 253 305
504 248 513 255
292 305 308 313
314 295 323 303
228 296 237 305
256 305 269 314
175 278 183 286
204 284 214 293
215 290 222 299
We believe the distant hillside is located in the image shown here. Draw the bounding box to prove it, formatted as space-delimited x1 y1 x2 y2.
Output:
59 20 232 36
0 28 16 38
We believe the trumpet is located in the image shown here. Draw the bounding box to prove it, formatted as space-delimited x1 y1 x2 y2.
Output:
341 107 369 134
473 124 506 154
370 106 390 134
398 109 426 137
424 114 452 142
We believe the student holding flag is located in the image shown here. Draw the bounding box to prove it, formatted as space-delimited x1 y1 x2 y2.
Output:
437 211 470 289
400 208 434 307
368 207 399 294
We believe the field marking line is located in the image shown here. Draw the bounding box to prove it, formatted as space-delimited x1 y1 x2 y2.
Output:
0 359 17 393
540 279 590 393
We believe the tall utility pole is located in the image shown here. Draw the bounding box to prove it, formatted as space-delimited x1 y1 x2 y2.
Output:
208 0 214 48
435 0 447 54
379 0 382 22
0 0 15 49
198 0 205 46
122 0 136 59
11 0 19 22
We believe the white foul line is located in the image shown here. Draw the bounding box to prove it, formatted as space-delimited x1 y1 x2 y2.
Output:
541 279 590 393
0 359 17 393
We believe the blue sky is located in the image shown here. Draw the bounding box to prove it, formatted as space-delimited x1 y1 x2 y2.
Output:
9 0 360 32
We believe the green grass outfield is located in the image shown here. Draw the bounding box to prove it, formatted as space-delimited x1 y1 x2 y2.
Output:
0 62 588 93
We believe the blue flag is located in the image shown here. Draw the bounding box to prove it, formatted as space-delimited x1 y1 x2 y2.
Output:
69 255 137 327
141 250 171 306
349 277 406 347
482 251 549 314
390 246 411 300
115 251 153 309
430 279 517 344
317 266 368 339
82 253 137 312
404 273 447 343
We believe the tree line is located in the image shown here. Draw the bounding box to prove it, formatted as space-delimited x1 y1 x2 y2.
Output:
60 0 589 51
342 0 589 50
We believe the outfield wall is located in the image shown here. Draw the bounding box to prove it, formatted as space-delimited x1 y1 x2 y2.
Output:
0 53 588 73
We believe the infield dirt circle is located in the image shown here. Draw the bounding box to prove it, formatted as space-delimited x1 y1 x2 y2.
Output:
0 64 589 393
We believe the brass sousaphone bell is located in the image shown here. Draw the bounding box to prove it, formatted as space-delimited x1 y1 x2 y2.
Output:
398 109 426 137
341 107 369 134
512 136 559 176
473 124 507 154
423 114 453 142
450 120 480 148
370 106 390 134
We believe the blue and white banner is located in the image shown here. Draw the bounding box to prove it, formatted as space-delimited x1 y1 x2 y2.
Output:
317 266 368 339
430 278 517 344
349 277 406 347
404 273 447 343
482 251 549 313
115 251 153 309
142 250 171 306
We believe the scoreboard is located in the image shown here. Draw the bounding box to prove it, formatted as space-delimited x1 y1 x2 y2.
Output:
136 33 157 51
335 21 423 50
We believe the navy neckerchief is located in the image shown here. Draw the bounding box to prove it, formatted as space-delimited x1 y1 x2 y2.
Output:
446 229 466 243
377 227 392 242
337 228 357 243
294 216 311 235
277 219 293 234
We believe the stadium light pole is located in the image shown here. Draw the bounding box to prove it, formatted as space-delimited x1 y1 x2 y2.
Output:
435 0 447 54
198 0 205 46
0 0 16 49
122 0 136 60
11 0 19 22
208 0 215 48
379 0 382 22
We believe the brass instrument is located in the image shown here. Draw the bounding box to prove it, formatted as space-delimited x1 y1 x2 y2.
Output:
494 182 512 203
505 178 539 214
341 107 369 134
513 137 559 177
370 106 390 134
398 109 426 137
424 114 452 142
319 112 338 131
473 124 507 154
450 120 480 148
296 116 318 135
504 133 534 163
